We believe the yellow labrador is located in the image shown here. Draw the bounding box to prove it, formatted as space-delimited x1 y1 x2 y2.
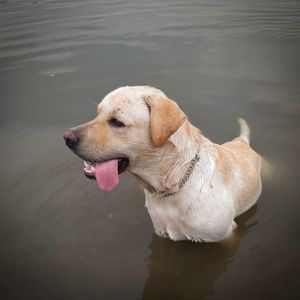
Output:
64 86 262 242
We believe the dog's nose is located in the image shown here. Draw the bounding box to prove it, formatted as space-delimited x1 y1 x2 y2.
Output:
63 130 80 149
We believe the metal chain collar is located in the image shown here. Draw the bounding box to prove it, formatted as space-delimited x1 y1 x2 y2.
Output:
159 151 200 198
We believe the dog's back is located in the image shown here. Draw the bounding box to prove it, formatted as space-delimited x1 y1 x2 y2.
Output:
215 119 262 216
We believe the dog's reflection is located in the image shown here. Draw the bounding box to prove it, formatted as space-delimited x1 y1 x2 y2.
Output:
141 206 257 300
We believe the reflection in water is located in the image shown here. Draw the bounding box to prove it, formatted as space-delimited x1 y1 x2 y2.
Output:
141 206 257 300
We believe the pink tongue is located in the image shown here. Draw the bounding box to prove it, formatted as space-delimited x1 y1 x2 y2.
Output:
95 159 119 191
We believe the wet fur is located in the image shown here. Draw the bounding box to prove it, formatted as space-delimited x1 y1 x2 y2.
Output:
70 86 262 242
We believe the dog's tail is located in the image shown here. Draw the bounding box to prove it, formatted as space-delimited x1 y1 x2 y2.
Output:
238 118 250 144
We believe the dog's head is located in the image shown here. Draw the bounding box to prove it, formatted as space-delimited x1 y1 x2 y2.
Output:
63 86 186 191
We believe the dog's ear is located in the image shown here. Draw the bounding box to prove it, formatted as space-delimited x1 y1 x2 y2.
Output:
145 95 186 147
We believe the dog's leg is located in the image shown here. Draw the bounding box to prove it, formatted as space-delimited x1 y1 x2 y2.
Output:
210 221 237 242
148 214 168 238
155 229 169 238
194 220 237 243
167 224 187 241
223 221 237 238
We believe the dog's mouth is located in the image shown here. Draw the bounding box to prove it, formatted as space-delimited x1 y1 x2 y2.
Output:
83 158 129 191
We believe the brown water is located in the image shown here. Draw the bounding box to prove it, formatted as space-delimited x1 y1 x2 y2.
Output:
1 0 300 299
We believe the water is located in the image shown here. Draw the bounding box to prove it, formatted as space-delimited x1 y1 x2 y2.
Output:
1 0 299 299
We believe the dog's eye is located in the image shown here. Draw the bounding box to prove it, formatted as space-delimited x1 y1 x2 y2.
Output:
108 117 125 128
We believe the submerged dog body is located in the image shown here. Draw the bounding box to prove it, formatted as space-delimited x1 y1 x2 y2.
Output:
64 86 262 242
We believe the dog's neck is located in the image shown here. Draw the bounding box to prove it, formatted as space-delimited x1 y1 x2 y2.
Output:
130 120 202 194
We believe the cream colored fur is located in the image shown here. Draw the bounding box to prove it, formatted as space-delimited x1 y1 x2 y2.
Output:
73 86 262 242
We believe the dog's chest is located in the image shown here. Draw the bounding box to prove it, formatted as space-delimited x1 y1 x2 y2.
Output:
144 192 188 226
148 198 179 220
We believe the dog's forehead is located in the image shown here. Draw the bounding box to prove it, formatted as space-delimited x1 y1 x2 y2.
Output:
97 86 165 117
98 93 143 120
100 91 136 110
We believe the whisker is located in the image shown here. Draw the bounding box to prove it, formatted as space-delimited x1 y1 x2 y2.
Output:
87 100 98 107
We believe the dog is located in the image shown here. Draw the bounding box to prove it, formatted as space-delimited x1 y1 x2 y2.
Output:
63 86 262 242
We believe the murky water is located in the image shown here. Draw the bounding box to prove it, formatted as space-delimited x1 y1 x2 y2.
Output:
1 0 300 299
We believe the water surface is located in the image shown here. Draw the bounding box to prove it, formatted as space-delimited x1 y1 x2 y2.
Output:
1 0 300 299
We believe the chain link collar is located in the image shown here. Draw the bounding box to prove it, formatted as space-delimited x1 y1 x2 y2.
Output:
159 150 200 198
